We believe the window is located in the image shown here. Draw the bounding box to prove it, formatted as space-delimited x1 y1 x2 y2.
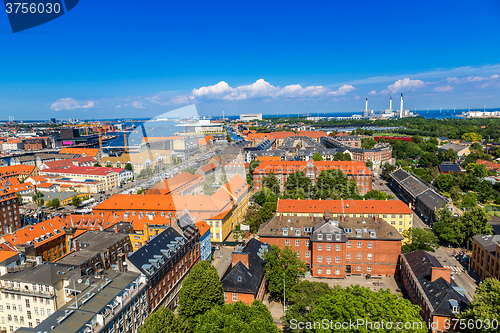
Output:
40 309 45 316
326 244 331 251
367 253 372 260
305 251 310 258
346 253 351 259
326 234 332 241
336 244 340 251
283 228 288 236
317 256 322 263
305 240 310 246
224 292 227 301
335 256 340 263
368 242 372 249
318 268 322 275
295 228 301 236
357 265 361 271
34 307 38 315
7 315 11 322
295 240 300 247
335 269 340 275
5 304 9 310
367 266 372 272
285 239 290 246
357 253 361 260
357 241 362 248
232 293 238 302
326 256 331 263
326 269 331 275
317 244 322 251
18 305 22 312
27 311 31 320
399 221 403 225
335 234 341 241
318 234 323 240
346 241 351 248
47 309 51 316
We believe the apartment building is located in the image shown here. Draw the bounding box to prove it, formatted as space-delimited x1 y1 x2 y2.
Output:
258 215 402 278
0 188 22 235
15 270 148 333
0 165 38 183
400 251 469 333
470 235 500 280
253 160 372 194
0 263 79 332
39 166 120 192
126 223 200 312
276 198 413 234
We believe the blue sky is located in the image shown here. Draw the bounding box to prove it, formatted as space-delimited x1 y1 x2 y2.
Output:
1 0 500 119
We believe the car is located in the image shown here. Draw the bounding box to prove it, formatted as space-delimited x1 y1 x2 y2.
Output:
380 183 384 185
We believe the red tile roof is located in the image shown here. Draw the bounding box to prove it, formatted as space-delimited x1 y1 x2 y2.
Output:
195 221 210 237
40 166 119 176
2 217 67 248
297 131 327 138
59 148 100 157
276 199 412 215
253 161 372 176
42 156 97 169
0 165 36 178
477 159 500 171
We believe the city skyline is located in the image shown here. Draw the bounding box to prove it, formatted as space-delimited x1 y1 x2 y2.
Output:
1 0 500 119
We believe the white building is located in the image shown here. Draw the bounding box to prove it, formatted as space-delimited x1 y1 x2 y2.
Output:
239 113 263 121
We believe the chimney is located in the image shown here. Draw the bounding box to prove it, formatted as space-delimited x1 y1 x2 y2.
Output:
144 222 149 240
245 230 250 240
341 215 345 222
400 93 404 118
117 253 126 272
75 240 80 252
431 267 451 283
374 215 378 222
389 96 392 110
114 225 118 233
324 209 331 219
232 252 249 269
365 98 368 112
279 215 283 221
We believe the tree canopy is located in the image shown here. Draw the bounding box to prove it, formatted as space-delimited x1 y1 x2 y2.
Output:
71 195 82 207
459 278 500 333
195 301 280 333
312 152 323 161
283 171 313 199
263 245 306 300
178 261 224 327
262 172 281 196
401 228 439 253
139 306 187 333
314 169 361 200
363 190 393 200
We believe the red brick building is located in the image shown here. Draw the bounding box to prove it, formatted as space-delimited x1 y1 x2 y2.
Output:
252 160 372 194
221 238 268 305
258 214 402 278
0 187 21 235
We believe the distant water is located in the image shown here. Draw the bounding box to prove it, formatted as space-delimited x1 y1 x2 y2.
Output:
104 120 179 147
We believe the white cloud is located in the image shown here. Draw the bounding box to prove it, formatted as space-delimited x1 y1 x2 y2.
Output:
51 98 96 111
131 101 146 109
171 95 189 104
385 78 425 94
189 79 355 101
434 85 454 92
329 84 355 96
368 90 377 95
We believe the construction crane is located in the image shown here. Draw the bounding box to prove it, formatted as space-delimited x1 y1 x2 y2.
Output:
123 131 128 153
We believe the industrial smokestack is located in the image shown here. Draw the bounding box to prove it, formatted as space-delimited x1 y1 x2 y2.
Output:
365 98 368 112
389 96 392 110
400 93 404 118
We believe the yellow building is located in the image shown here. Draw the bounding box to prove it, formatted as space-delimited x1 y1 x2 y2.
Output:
40 166 119 191
100 150 174 174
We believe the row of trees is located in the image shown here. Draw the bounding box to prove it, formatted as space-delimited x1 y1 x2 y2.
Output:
31 192 82 208
139 261 279 333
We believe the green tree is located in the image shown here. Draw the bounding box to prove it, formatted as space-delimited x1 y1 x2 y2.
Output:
365 160 373 169
444 148 458 162
470 142 482 150
138 306 187 333
312 152 323 161
313 169 360 200
16 193 23 205
460 207 493 249
32 192 44 206
178 261 224 328
253 186 277 207
125 163 133 171
420 152 439 167
361 138 376 149
412 135 423 144
283 171 313 199
382 163 397 179
47 198 60 209
262 172 281 196
363 190 393 200
333 152 352 161
305 285 427 333
137 188 145 194
261 201 277 222
401 228 439 253
461 132 482 142
71 196 82 207
263 245 306 300
428 137 439 145
462 193 478 209
244 203 264 233
434 209 465 246
459 278 500 333
434 173 455 192
195 300 280 333
94 162 101 167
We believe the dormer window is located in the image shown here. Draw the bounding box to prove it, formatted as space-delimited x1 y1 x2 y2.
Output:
318 234 323 241
295 228 301 236
283 228 288 236
335 234 341 241
326 234 332 241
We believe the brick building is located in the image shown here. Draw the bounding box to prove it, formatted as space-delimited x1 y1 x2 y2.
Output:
335 135 361 147
23 138 46 151
0 165 38 182
221 238 269 305
1 217 68 261
276 198 413 234
126 220 200 311
470 235 500 280
0 187 22 234
253 160 372 194
400 251 469 333
258 215 402 278
321 136 393 164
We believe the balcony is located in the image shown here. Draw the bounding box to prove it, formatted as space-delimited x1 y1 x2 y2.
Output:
0 286 54 298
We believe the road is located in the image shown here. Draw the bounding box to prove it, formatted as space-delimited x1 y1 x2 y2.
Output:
372 173 478 299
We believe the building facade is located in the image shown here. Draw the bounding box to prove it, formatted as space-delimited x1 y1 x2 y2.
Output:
253 160 372 194
258 215 402 278
470 235 500 281
0 188 22 235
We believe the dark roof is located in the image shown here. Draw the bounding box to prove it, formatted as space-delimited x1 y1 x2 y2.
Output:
127 227 184 276
472 235 500 254
220 238 269 296
402 251 469 317
391 169 411 182
0 262 79 285
488 215 500 235
417 189 447 211
439 143 469 153
438 164 462 173
400 177 428 197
